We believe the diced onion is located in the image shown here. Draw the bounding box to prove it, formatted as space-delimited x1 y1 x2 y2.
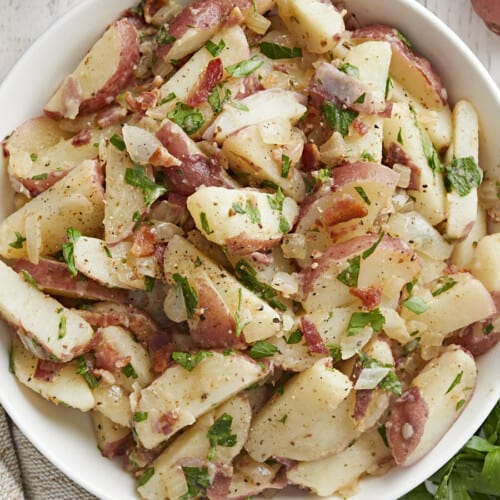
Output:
150 220 184 242
243 9 271 35
271 271 299 296
164 285 188 323
392 163 411 188
354 366 391 390
149 3 184 25
258 119 293 145
282 233 307 260
341 326 373 360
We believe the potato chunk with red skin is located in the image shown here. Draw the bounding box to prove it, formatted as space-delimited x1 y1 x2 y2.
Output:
45 19 139 119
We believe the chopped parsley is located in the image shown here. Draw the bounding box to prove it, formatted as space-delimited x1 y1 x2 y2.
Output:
121 363 138 379
259 42 302 59
205 39 226 57
181 466 210 500
156 27 176 45
167 102 204 135
346 309 385 337
110 133 126 151
403 296 429 314
57 315 67 340
207 413 237 460
172 273 198 319
232 200 261 224
62 227 82 277
159 92 176 105
172 351 212 372
31 173 48 180
444 156 482 197
234 260 286 311
336 255 361 287
199 212 213 234
361 151 375 162
137 467 155 487
76 356 99 389
397 30 412 48
361 232 384 259
279 216 291 234
445 371 463 395
133 411 148 422
30 152 38 162
338 62 360 78
354 92 366 104
281 154 291 178
483 323 494 335
9 232 26 249
397 127 404 145
278 414 288 424
321 101 358 137
144 276 155 292
226 58 263 78
327 343 342 363
125 165 167 206
267 187 285 211
207 86 231 114
432 276 457 297
354 186 371 205
234 288 244 337
286 329 303 344
248 340 278 359
378 370 403 396
20 270 38 288
384 77 393 100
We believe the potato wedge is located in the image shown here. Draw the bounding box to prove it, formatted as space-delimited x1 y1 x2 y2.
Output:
11 336 95 410
133 351 268 448
0 260 95 362
92 411 131 459
138 394 251 500
245 359 354 461
45 19 140 118
470 233 500 292
93 383 132 428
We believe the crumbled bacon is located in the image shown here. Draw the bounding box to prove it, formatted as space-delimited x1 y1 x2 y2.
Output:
187 58 224 107
71 127 92 146
131 225 156 257
301 142 321 172
300 316 328 354
349 285 383 309
34 359 63 382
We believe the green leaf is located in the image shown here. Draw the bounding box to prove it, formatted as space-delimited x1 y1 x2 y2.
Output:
110 133 126 151
336 255 360 287
167 102 204 135
327 343 342 363
445 371 463 395
259 42 302 59
403 296 430 314
379 370 403 396
226 58 263 78
62 227 82 277
31 173 48 180
432 276 458 296
181 466 210 500
361 232 384 259
279 216 291 234
30 152 38 162
137 467 155 487
286 329 303 344
361 151 375 162
234 260 286 311
346 309 385 337
234 288 244 337
354 92 366 104
159 92 176 105
125 165 167 206
133 411 148 422
9 231 26 249
281 154 291 178
172 351 212 371
205 39 225 57
248 340 278 359
156 26 176 45
245 200 261 224
397 127 404 145
421 128 443 174
199 211 213 235
321 101 358 136
121 363 138 379
207 413 237 460
58 314 67 340
465 436 500 453
397 30 413 48
354 186 371 205
400 483 433 500
144 275 155 292
267 187 285 212
20 270 38 288
338 62 359 78
483 323 494 335
76 356 99 389
484 401 500 444
385 77 393 100
445 156 482 197
172 273 198 319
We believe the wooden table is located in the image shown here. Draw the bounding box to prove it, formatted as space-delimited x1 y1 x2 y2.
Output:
0 0 499 86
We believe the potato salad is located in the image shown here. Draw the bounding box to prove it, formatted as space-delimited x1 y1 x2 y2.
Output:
1 0 499 498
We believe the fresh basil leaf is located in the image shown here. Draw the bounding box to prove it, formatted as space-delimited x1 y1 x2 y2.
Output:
259 42 302 59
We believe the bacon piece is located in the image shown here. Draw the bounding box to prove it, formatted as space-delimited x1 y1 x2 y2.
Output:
101 434 133 459
207 468 232 500
149 334 175 375
187 58 224 107
322 193 368 226
301 143 321 172
130 225 156 257
34 359 63 381
94 340 130 372
300 316 328 354
385 386 429 466
11 258 128 303
384 142 420 190
235 75 265 99
154 411 179 435
308 62 387 115
352 119 369 136
96 105 128 128
349 286 383 309
71 127 92 147
15 170 70 197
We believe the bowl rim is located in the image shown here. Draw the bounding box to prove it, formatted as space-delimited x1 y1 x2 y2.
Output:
0 1 499 499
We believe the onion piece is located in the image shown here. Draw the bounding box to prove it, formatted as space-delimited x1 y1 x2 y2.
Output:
163 285 188 323
354 366 391 390
392 163 411 189
282 233 307 260
244 8 272 35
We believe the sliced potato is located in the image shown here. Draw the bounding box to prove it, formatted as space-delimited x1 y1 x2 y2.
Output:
92 411 131 458
12 336 94 410
470 233 500 292
0 261 95 362
245 359 354 462
133 351 268 449
0 159 104 259
93 383 131 428
138 394 251 500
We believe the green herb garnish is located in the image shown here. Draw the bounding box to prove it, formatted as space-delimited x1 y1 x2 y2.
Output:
172 273 198 319
125 165 167 206
259 42 302 59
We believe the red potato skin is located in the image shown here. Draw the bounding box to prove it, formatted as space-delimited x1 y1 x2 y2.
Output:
384 142 420 190
332 162 401 189
13 170 70 197
385 386 429 466
448 317 500 357
224 234 281 255
11 258 128 303
187 57 224 107
351 24 447 107
34 359 63 382
45 19 140 119
101 433 133 459
349 285 383 309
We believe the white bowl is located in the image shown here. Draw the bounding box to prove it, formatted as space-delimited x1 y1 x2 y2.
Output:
0 1 498 499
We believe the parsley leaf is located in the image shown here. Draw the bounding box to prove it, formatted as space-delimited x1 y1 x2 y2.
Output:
354 92 366 104
137 467 155 487
125 165 167 206
432 276 457 297
259 42 302 59
58 315 66 340
327 343 342 363
62 227 82 277
9 232 26 249
200 212 213 234
346 309 385 337
321 101 358 136
159 92 176 105
181 466 210 500
110 133 126 151
76 356 99 389
286 329 303 344
361 232 384 259
133 411 148 422
354 186 371 205
248 340 278 359
397 30 413 48
156 26 176 45
205 39 225 57
121 363 138 379
445 371 463 395
279 216 291 234
31 173 48 180
226 58 263 77
235 260 286 311
281 154 291 178
207 413 237 460
379 370 403 396
234 288 244 337
267 187 285 212
172 273 198 319
167 102 204 135
338 62 359 78
385 77 393 100
444 156 482 197
403 296 429 314
336 255 360 287
172 351 212 371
